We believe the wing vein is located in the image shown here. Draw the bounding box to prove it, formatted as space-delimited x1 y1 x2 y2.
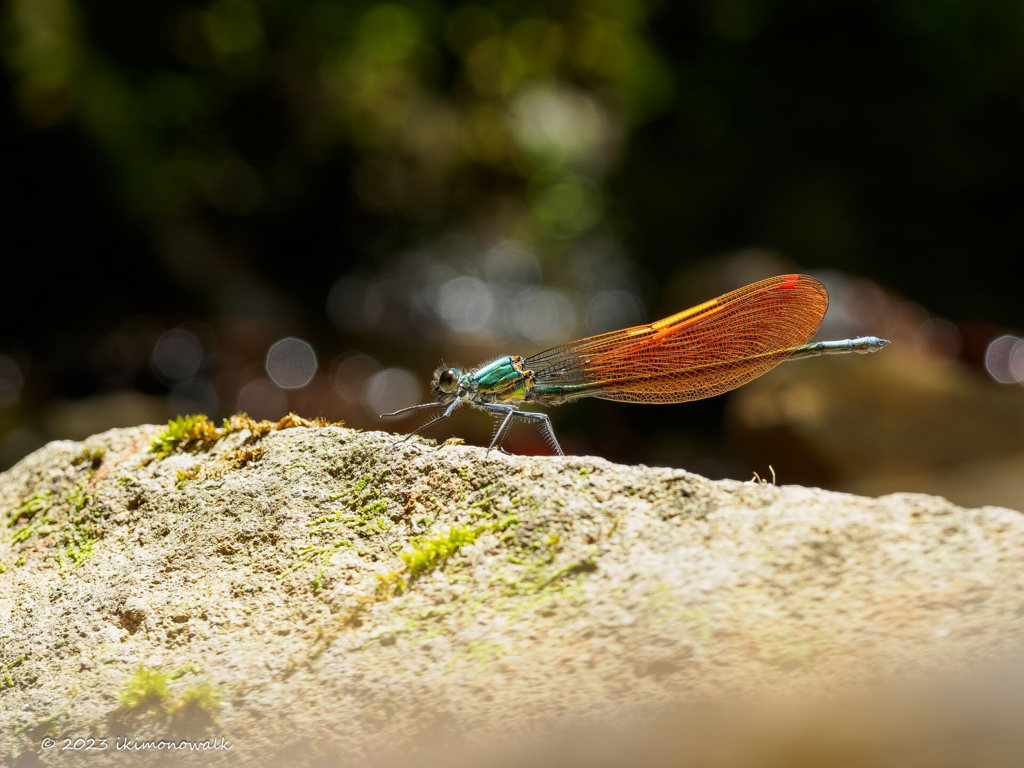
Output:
526 275 828 404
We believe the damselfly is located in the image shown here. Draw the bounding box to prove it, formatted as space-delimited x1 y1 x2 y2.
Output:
381 275 889 455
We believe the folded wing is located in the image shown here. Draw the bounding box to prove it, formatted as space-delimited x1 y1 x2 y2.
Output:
526 274 829 404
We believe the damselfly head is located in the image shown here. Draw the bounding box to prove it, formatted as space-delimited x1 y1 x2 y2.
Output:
431 365 464 399
438 368 458 393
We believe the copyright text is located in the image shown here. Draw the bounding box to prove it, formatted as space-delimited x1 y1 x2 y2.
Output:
41 736 233 752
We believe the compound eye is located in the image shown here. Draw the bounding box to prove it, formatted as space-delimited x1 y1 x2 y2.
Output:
438 369 458 394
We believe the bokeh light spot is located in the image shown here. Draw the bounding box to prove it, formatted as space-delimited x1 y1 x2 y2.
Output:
364 368 421 416
517 287 577 344
266 337 317 389
330 353 382 405
482 241 540 285
151 329 203 382
511 84 609 166
437 276 495 332
984 335 1024 384
237 377 287 419
529 175 604 237
1011 341 1024 383
358 4 421 64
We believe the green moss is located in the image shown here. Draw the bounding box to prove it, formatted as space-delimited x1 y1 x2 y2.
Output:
377 524 479 595
541 555 597 586
278 540 352 584
174 445 266 487
117 666 172 712
5 515 50 545
169 663 200 679
114 664 219 721
171 680 223 720
54 483 96 570
7 483 96 568
377 515 518 596
493 555 586 598
8 700 74 760
149 414 220 458
74 446 106 469
510 574 588 622
349 474 371 495
176 467 201 486
311 474 391 538
352 500 389 536
224 445 265 468
67 483 89 513
59 528 96 571
463 640 511 671
6 491 51 528
0 656 26 690
404 524 479 578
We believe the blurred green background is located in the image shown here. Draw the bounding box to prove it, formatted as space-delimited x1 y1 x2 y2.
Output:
2 0 1023 507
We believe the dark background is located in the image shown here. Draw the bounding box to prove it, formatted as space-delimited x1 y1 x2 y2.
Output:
2 0 1022 507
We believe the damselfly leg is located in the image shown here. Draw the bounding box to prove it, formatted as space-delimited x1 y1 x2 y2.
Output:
512 410 563 456
379 401 445 418
482 404 564 457
380 399 462 443
483 404 516 456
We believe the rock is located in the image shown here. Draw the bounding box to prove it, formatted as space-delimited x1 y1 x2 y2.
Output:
1 420 1022 766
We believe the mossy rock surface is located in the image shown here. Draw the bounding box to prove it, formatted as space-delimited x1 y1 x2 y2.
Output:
1 422 1023 765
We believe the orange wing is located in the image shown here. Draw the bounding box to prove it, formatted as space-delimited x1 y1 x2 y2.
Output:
526 274 829 404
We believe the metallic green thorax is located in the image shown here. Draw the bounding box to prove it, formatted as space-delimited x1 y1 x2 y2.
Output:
471 357 519 390
467 356 591 406
468 356 531 403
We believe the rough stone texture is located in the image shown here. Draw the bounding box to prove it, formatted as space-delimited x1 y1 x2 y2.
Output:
1 422 1022 765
